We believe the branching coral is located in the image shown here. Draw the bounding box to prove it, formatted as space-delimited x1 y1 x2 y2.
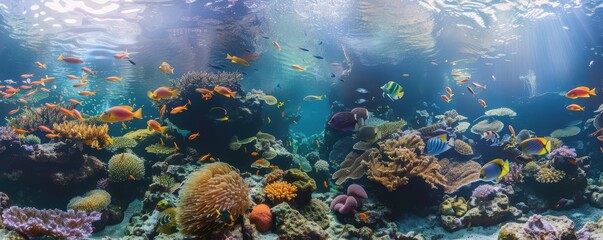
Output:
177 162 250 238
535 168 566 183
7 103 75 131
1 206 101 240
439 159 481 193
107 153 145 182
365 134 446 191
264 181 298 204
53 121 113 149
502 162 524 184
67 190 111 212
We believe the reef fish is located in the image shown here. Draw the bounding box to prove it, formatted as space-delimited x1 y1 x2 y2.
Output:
328 112 357 132
272 41 282 51
100 106 143 123
356 88 369 94
478 99 487 108
480 158 509 181
520 137 551 155
425 134 451 156
303 95 323 101
57 54 83 64
381 81 404 101
445 87 454 97
159 61 175 74
114 49 129 59
148 87 180 101
214 86 236 98
147 120 168 134
35 61 47 69
565 86 596 99
291 65 306 71
441 95 451 103
215 209 235 227
566 104 585 111
226 54 249 66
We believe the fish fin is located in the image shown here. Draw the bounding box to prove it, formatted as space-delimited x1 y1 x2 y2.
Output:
436 133 447 142
147 91 155 100
226 54 232 59
396 91 404 99
57 54 63 61
133 108 143 119
590 88 597 96
160 126 168 133
499 160 510 179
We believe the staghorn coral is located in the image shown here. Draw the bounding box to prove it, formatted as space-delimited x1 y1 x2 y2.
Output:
453 139 473 155
107 152 145 182
177 162 250 238
535 168 566 183
439 159 481 194
365 134 446 191
145 143 176 156
264 169 284 184
67 189 111 212
264 181 298 204
7 103 75 131
1 206 100 240
106 136 137 151
470 119 504 135
53 121 113 149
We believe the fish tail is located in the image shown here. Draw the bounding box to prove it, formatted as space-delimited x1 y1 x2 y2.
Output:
450 93 454 97
226 53 232 59
133 108 143 119
147 91 155 100
57 54 63 61
590 88 597 96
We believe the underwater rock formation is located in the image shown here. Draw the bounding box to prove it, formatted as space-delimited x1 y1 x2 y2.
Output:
176 162 250 238
249 204 272 232
272 202 328 240
1 206 100 240
499 214 576 240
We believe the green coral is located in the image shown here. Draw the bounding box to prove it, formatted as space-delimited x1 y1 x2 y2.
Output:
145 143 176 156
377 119 407 138
108 152 145 182
298 199 330 229
21 135 41 145
106 137 138 151
284 169 317 205
153 175 176 190
272 203 328 240
123 129 158 142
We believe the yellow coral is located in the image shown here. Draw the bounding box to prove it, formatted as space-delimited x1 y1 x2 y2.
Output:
107 136 137 151
67 190 111 212
107 153 145 182
145 143 176 156
535 168 566 183
177 163 250 238
123 128 158 142
263 181 298 204
53 121 113 149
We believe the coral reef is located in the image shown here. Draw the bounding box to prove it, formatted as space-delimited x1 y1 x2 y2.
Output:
1 206 100 240
550 126 581 138
145 143 176 156
106 136 137 152
547 145 577 159
502 162 525 184
53 121 113 149
499 215 576 240
299 199 330 229
67 189 111 212
264 181 298 204
283 168 317 204
453 139 473 155
107 153 145 182
471 184 498 201
535 168 566 183
439 159 481 193
272 202 328 240
577 216 603 239
264 169 284 184
314 160 330 172
6 104 76 131
176 162 250 238
249 204 272 232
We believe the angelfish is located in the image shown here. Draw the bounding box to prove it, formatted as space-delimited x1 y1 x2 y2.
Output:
480 158 509 181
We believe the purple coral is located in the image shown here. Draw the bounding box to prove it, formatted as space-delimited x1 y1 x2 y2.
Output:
547 146 577 159
2 206 101 240
0 126 19 141
523 214 558 239
21 144 34 153
471 184 498 201
330 184 368 215
96 178 109 190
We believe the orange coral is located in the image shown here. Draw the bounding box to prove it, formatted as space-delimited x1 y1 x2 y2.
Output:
53 121 113 149
249 204 272 232
263 181 297 204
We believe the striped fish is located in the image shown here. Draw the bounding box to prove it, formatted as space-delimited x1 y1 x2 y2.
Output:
520 137 551 155
381 81 404 101
158 213 172 226
480 158 509 181
425 134 451 156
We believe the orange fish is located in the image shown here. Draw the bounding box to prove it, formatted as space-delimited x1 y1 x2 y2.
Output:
45 133 60 138
451 72 464 77
41 77 55 83
21 74 34 78
57 54 83 64
68 99 82 105
445 87 454 97
82 67 94 75
39 88 50 92
73 82 87 88
12 128 28 134
147 120 168 134
590 128 603 137
213 86 236 98
195 88 214 100
25 89 37 98
106 76 123 82
129 175 136 181
66 75 80 80
251 151 259 157
100 106 143 123
209 157 216 162
38 125 53 133
5 88 20 94
45 103 59 109
472 82 487 89
358 212 368 222
323 180 328 189
509 125 516 137
59 107 75 116
566 86 596 99
566 104 585 111
159 104 167 120
31 81 44 86
597 135 603 142
170 100 191 114
291 64 306 71
148 87 179 101
441 95 451 103
8 106 20 115
19 85 32 89
456 78 470 85
114 49 129 59
188 132 200 140
2 93 14 99
272 41 282 51
17 98 27 104
79 90 97 96
478 99 487 108
200 153 211 161
35 61 47 69
71 109 84 121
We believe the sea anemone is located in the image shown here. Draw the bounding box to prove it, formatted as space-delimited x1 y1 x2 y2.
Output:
67 190 111 212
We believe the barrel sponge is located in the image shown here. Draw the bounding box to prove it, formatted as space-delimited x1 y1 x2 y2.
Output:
249 204 272 232
67 190 111 212
177 162 250 238
107 152 145 182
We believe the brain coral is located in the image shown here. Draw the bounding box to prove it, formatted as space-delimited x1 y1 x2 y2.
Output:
107 153 145 182
264 181 298 204
67 190 111 212
177 162 250 238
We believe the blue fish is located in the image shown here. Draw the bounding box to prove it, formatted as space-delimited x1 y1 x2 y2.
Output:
299 47 310 51
313 55 324 59
425 134 451 156
480 159 509 181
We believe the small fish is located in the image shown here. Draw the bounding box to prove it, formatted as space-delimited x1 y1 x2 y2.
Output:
478 99 487 108
68 99 82 105
318 41 323 45
114 49 129 59
277 102 285 108
566 104 585 111
188 132 200 140
381 81 404 101
492 75 496 81
467 86 475 95
441 95 451 103
41 76 55 83
45 103 59 109
355 99 367 104
323 180 328 189
45 133 60 138
597 135 603 142
73 82 87 88
472 82 486 89
456 78 470 85
160 104 167 120
38 125 53 133
267 117 271 124
35 61 47 69
129 175 136 181
214 86 236 98
209 64 224 70
215 209 235 227
425 134 451 156
79 90 97 96
356 88 368 94
226 54 250 66
174 142 179 151
251 152 259 157
147 120 168 134
299 47 310 52
57 54 83 64
313 55 324 59
8 106 20 115
590 128 603 137
200 153 211 161
451 72 464 77
315 139 320 148
170 100 191 114
159 61 175 74
303 95 323 101
589 60 594 68
291 65 306 71
331 73 335 78
480 158 509 181
82 67 94 75
12 128 28 134
445 87 454 97
281 111 285 118
358 212 368 222
128 60 136 65
565 86 596 99
272 41 282 51
20 74 33 79
106 76 123 82
66 75 79 80
262 36 270 39
209 157 216 162
430 61 438 65
148 87 180 101
402 73 410 77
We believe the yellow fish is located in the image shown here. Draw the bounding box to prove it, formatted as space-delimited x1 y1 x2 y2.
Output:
277 101 284 108
226 54 249 66
100 106 143 123
159 61 175 74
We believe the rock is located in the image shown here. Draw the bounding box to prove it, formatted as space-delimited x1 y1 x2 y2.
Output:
272 202 328 240
577 216 603 240
499 215 576 240
463 192 517 226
